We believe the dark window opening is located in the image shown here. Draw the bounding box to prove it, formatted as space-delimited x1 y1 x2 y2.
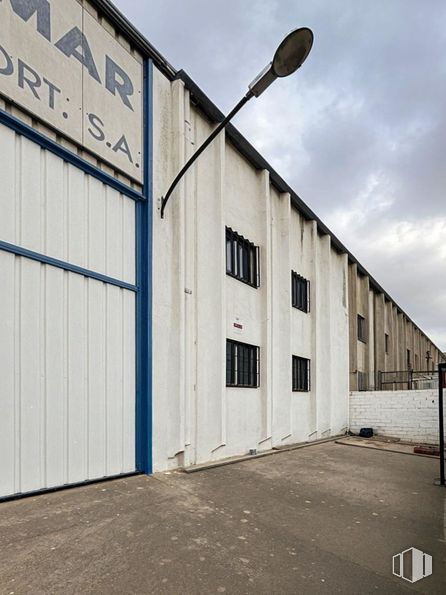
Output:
357 314 367 343
226 339 260 388
291 271 310 312
226 227 260 288
292 356 310 392
385 333 389 354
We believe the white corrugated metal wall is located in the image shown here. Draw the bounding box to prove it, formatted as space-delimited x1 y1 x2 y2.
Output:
0 126 137 498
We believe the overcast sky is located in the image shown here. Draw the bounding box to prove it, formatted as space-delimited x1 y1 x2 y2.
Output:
115 0 446 351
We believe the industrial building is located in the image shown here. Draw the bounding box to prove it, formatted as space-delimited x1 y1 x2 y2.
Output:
348 263 444 391
153 68 349 470
0 0 443 499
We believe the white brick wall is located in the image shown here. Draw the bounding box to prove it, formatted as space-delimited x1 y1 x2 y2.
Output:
349 390 443 444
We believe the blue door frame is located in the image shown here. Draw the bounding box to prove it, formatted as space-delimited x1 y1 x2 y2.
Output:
0 60 154 479
135 59 153 474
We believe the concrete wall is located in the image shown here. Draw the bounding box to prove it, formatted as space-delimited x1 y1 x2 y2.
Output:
349 390 442 444
348 264 445 390
152 70 349 470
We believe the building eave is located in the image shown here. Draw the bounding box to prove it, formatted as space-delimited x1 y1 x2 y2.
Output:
92 0 445 358
92 0 177 80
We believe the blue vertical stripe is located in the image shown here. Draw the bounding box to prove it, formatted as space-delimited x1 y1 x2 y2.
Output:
135 59 153 474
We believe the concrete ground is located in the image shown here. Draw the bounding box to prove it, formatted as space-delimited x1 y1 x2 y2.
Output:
0 442 445 594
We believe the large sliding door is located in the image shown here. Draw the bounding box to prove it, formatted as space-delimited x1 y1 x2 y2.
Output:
0 126 137 498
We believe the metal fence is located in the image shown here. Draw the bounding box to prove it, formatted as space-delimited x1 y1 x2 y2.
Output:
352 370 439 391
378 370 438 391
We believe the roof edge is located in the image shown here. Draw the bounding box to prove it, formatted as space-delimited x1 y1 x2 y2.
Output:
93 0 177 79
176 69 445 355
92 2 445 357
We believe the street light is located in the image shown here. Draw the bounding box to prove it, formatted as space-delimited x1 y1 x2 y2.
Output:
160 27 314 218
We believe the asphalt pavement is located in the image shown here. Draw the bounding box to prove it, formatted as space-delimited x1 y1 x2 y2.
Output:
0 441 445 594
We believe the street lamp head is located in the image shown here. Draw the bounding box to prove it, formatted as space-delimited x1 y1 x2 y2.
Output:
272 27 314 77
248 27 314 97
161 27 314 217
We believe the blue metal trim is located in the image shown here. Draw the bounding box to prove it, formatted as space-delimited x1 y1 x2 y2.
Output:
146 59 154 476
135 59 153 474
0 471 141 503
0 109 145 203
0 240 138 292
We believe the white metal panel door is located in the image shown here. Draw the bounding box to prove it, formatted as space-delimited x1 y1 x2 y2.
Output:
0 128 137 498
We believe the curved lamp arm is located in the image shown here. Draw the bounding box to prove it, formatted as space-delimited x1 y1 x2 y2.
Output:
160 90 253 219
159 27 313 219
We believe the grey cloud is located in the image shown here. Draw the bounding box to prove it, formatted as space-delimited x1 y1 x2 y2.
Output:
114 0 446 349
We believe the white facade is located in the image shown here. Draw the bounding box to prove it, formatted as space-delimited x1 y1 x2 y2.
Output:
152 72 349 470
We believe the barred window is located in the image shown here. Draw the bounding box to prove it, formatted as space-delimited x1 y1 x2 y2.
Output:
292 356 310 392
357 315 367 343
291 272 310 312
226 339 259 388
226 227 260 288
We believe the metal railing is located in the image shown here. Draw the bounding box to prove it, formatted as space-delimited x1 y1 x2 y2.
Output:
352 370 439 391
377 370 438 391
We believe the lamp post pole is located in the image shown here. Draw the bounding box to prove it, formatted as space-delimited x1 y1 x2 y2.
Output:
160 91 253 219
438 363 446 486
159 27 314 219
